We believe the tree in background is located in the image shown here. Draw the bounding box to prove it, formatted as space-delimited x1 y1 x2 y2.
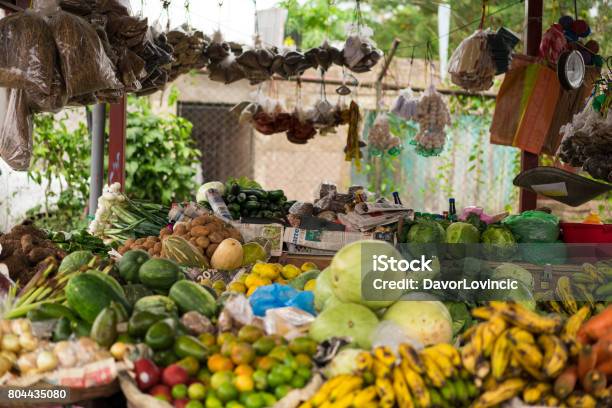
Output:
281 0 610 59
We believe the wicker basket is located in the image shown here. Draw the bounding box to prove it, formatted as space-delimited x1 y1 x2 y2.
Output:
0 379 119 408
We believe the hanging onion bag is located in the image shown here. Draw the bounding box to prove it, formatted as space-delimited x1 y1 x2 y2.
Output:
0 89 33 171
47 10 121 97
0 11 56 95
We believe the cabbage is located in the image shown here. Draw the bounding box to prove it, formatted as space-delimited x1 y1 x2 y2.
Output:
502 210 559 243
481 225 518 261
323 348 364 377
309 302 379 349
382 301 453 346
196 181 225 202
483 279 536 311
491 263 534 290
407 220 446 258
314 267 333 312
446 222 480 259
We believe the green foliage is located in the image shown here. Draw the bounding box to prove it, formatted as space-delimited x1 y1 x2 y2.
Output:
28 113 92 231
125 96 200 205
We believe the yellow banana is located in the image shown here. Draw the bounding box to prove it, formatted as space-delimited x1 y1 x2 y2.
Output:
330 391 355 408
421 347 456 378
400 360 430 407
460 324 478 343
427 343 461 366
489 301 562 334
482 375 499 391
375 377 395 407
310 375 350 406
461 342 490 378
522 382 551 404
546 299 565 315
374 345 397 366
565 393 597 408
512 342 543 369
491 330 512 380
488 315 508 337
372 358 391 379
507 327 535 344
356 351 374 371
561 305 590 343
329 376 363 401
471 378 526 408
471 323 486 355
392 365 414 408
538 334 568 378
297 402 313 408
556 276 578 315
471 306 496 320
352 386 377 406
421 352 447 387
482 320 503 357
398 343 425 374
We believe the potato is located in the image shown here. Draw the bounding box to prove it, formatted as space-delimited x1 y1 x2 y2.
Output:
143 241 154 250
192 215 210 226
135 238 145 245
153 242 162 253
195 236 210 249
173 223 188 236
220 229 230 239
208 232 223 244
191 225 211 237
206 244 219 258
146 236 158 243
159 228 171 238
148 248 155 256
229 228 243 242
124 238 135 247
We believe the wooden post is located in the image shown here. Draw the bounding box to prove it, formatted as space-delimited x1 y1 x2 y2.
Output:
108 97 126 190
519 0 543 212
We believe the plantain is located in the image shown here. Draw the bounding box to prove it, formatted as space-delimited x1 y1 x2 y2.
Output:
398 343 425 374
491 329 512 380
460 342 490 378
400 359 430 407
392 365 414 408
507 327 535 344
489 301 563 334
522 382 551 404
562 305 591 343
538 334 568 378
427 343 462 367
352 386 378 406
375 377 396 408
421 347 456 378
421 351 448 387
329 376 363 402
374 345 396 366
582 263 603 283
471 306 496 320
356 351 374 371
556 276 579 314
310 375 350 406
571 271 595 285
572 284 595 309
512 342 546 380
471 378 526 408
372 358 391 379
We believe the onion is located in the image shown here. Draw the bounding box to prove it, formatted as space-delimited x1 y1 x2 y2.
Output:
110 342 128 360
36 351 58 372
19 333 38 352
2 334 20 353
0 356 11 376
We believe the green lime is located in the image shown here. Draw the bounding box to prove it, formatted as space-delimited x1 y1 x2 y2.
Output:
274 384 292 400
205 394 223 408
197 368 212 385
244 393 264 408
239 391 254 404
267 371 285 388
252 370 268 391
226 401 245 408
296 366 312 381
217 382 239 403
188 382 207 400
210 371 234 390
290 375 306 389
172 384 188 400
276 365 294 383
260 392 277 406
186 401 205 408
283 355 298 371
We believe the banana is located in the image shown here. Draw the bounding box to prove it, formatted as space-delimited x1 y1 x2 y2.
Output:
460 324 478 344
421 351 447 387
482 318 506 357
556 276 579 314
582 263 603 283
572 284 595 309
491 330 512 380
374 345 396 366
546 299 565 315
392 365 414 408
482 375 499 391
400 359 430 407
471 378 526 408
460 342 490 378
538 334 568 378
352 386 378 406
427 343 462 367
471 306 496 320
421 347 456 378
398 343 425 374
440 382 456 402
311 375 350 406
428 387 443 407
330 391 355 408
562 305 591 343
452 378 469 403
571 271 596 284
356 351 374 371
512 342 546 381
297 402 312 408
565 393 597 408
375 377 396 408
372 358 391 379
489 301 563 334
522 382 551 404
329 376 363 402
544 395 561 407
507 327 535 344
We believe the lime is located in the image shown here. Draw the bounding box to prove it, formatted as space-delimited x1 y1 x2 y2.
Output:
274 384 292 399
283 355 298 371
252 370 268 391
267 371 285 388
296 366 312 381
217 382 239 403
239 391 254 404
244 393 264 408
290 375 306 389
205 394 223 408
226 401 246 408
210 371 234 390
295 353 312 369
276 365 294 383
188 382 207 400
260 392 277 406
172 384 188 400
197 368 212 385
186 401 205 408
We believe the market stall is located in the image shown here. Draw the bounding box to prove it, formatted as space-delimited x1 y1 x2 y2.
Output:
0 0 610 407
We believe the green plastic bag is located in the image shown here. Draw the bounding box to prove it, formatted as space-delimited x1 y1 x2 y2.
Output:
502 211 559 243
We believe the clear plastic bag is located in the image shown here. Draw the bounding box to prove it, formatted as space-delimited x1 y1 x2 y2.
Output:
47 9 122 97
0 89 33 171
27 67 68 113
0 11 56 95
448 29 496 91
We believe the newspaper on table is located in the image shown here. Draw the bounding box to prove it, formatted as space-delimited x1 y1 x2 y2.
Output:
285 243 337 257
231 222 284 257
283 228 370 252
336 201 413 231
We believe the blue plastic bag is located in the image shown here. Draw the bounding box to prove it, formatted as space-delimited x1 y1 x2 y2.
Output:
249 283 315 317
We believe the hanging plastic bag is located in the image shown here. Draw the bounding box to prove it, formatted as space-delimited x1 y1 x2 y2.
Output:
368 113 401 156
0 11 56 95
413 85 451 156
0 89 33 171
47 7 122 97
502 210 560 243
26 67 68 113
448 29 496 91
391 88 419 120
342 24 382 73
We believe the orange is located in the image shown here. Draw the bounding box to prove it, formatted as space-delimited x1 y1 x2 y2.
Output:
255 356 278 372
230 342 256 365
207 353 234 373
234 364 254 377
234 375 255 393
